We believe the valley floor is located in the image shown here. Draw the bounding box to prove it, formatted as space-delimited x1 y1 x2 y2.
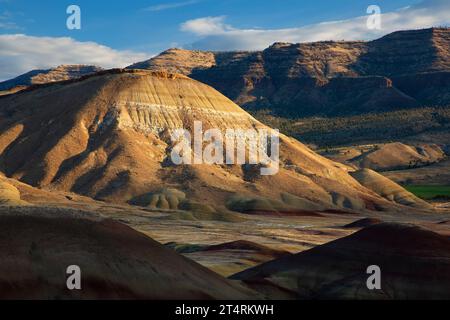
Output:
1 188 449 299
39 199 450 277
383 158 450 186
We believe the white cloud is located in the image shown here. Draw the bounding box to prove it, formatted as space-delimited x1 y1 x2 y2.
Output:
0 34 149 81
181 0 450 51
144 0 200 12
180 16 231 35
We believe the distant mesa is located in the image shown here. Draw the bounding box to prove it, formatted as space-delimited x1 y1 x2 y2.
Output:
231 223 450 299
127 28 450 117
0 65 103 95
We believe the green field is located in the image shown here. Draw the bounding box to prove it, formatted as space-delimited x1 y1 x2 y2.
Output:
404 185 450 200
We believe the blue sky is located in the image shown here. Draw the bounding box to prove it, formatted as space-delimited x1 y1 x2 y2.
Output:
0 0 449 80
0 0 422 52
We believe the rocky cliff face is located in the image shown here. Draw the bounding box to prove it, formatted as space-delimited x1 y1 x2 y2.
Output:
128 28 450 117
355 28 450 76
0 69 421 212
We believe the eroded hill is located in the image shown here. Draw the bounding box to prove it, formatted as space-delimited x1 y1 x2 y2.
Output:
0 69 428 214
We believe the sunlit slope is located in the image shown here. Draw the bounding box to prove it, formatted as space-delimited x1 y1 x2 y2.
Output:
0 70 427 212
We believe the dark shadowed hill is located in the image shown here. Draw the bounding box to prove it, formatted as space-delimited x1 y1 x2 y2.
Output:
231 223 450 299
0 206 258 299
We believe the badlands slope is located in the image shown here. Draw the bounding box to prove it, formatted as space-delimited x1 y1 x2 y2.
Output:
0 69 427 214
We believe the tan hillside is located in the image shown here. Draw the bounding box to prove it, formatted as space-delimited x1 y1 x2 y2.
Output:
350 169 432 209
323 142 446 171
351 143 446 171
0 175 28 206
0 69 426 213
